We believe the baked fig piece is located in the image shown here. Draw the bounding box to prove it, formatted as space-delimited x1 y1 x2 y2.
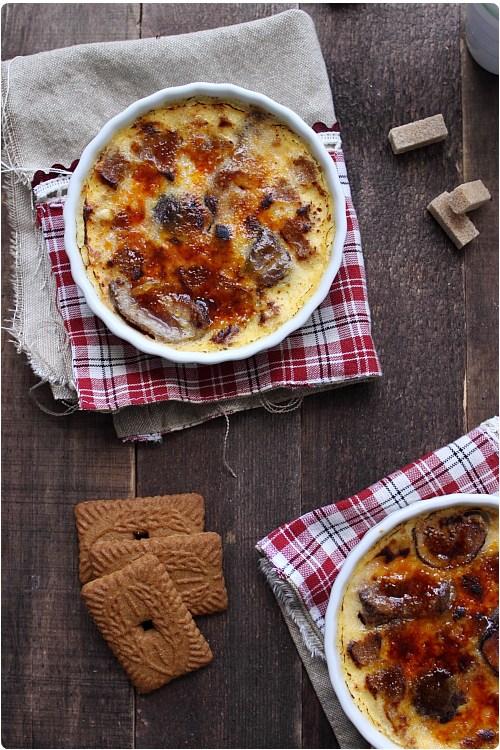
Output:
154 193 207 233
413 509 488 569
358 577 452 625
132 121 181 178
413 668 465 723
280 213 313 259
366 665 406 703
461 574 483 599
480 608 499 674
246 225 291 288
211 324 239 345
95 150 127 188
109 279 209 342
214 224 231 241
347 632 382 667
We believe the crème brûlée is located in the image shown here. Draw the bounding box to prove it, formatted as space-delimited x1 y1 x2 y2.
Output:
77 97 334 352
338 506 499 749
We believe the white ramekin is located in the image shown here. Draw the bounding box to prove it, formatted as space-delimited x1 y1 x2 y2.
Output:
465 4 499 75
323 493 499 749
63 82 346 365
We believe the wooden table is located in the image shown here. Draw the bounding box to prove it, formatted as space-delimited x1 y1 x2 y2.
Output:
2 4 498 748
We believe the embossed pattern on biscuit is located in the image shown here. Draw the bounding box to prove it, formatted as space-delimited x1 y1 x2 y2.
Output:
90 532 228 615
74 494 204 583
81 553 213 693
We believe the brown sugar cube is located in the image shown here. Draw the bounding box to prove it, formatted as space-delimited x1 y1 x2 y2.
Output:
81 554 213 693
90 532 228 615
449 181 491 214
388 114 448 154
427 192 479 249
75 494 204 584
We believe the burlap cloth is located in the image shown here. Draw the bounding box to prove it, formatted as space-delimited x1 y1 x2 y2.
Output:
2 9 342 439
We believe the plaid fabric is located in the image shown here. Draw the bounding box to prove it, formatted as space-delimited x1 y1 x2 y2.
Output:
257 417 499 633
35 137 381 411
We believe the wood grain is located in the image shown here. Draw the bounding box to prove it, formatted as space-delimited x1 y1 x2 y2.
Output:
1 3 140 57
141 3 296 38
1 4 139 748
1 366 136 747
135 407 302 749
461 11 499 430
1 3 498 749
301 2 466 501
301 4 466 746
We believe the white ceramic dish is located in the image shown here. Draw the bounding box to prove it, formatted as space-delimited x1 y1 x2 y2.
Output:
323 493 499 750
63 82 346 365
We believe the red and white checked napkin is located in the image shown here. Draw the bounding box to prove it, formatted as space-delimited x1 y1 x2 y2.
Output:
35 129 381 412
257 417 499 638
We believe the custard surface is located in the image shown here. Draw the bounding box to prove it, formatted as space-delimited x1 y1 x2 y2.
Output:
78 98 333 351
338 506 499 749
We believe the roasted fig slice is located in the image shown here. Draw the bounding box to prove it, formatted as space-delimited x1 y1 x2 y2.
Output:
132 121 181 177
481 608 499 675
280 213 313 259
204 194 218 215
95 150 128 188
413 668 465 723
154 193 207 233
246 225 291 288
211 324 239 345
413 509 488 569
109 279 209 342
347 632 382 667
358 577 452 625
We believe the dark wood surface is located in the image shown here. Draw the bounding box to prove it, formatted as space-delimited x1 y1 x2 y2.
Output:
2 4 498 748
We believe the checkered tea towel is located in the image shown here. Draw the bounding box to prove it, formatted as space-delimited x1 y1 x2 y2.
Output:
34 130 381 413
256 416 499 748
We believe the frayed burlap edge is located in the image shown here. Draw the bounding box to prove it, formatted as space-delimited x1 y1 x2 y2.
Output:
2 58 76 396
3 172 76 395
481 415 499 444
258 557 325 658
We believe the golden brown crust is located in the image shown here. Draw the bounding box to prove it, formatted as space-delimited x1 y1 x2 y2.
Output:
339 506 499 749
81 554 213 693
74 493 204 583
80 98 333 353
90 532 228 615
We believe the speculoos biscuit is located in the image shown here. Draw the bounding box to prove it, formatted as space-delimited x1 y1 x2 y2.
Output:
81 553 213 693
90 532 228 615
75 493 204 583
